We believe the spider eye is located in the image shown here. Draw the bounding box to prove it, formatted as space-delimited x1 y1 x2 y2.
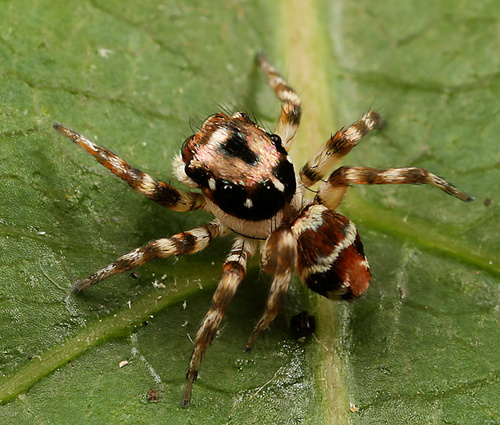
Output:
232 112 250 121
185 166 210 187
215 180 247 203
181 135 195 162
270 134 281 144
270 133 287 154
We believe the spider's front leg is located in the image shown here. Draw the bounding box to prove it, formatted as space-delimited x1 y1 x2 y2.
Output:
54 124 206 212
183 238 257 408
300 111 384 187
316 166 474 210
258 54 302 151
73 220 229 292
245 228 296 351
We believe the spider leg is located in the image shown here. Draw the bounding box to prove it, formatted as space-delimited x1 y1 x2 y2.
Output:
53 123 206 212
245 228 296 351
183 238 257 407
258 54 302 151
73 220 229 292
300 111 383 187
317 166 474 210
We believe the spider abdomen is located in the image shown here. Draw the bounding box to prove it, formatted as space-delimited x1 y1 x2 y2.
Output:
293 204 371 300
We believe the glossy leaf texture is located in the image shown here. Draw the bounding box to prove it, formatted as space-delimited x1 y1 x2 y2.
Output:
0 0 498 424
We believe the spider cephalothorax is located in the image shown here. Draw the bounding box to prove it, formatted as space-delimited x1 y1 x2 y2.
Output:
180 111 296 238
54 54 472 407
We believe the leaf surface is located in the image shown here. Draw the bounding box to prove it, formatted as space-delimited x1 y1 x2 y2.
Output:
0 0 498 424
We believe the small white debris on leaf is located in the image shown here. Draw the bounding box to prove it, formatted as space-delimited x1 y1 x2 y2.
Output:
97 48 114 58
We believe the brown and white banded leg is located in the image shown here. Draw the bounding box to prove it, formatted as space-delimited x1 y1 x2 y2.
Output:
317 166 474 210
54 124 206 212
183 238 257 407
245 228 296 351
258 54 302 150
74 220 229 292
300 111 384 186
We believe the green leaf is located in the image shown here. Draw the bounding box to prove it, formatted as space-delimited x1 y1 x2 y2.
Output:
1 0 498 423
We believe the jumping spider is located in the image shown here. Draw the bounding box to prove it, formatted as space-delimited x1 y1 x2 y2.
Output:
54 54 473 407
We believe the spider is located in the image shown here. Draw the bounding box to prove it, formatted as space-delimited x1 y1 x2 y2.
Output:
54 54 473 407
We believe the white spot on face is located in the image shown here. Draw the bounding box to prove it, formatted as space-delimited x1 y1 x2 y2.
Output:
272 177 285 193
244 198 253 209
208 178 216 190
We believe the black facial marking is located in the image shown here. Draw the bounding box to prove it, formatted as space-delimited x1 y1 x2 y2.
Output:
220 133 258 165
211 172 296 222
213 180 248 212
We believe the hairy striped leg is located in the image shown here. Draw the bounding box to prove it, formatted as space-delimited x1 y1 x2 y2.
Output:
54 124 206 212
73 220 229 292
316 166 474 210
245 228 296 350
300 111 384 186
258 54 302 151
183 239 257 407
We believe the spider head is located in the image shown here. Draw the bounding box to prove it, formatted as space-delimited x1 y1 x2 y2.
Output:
180 112 296 223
